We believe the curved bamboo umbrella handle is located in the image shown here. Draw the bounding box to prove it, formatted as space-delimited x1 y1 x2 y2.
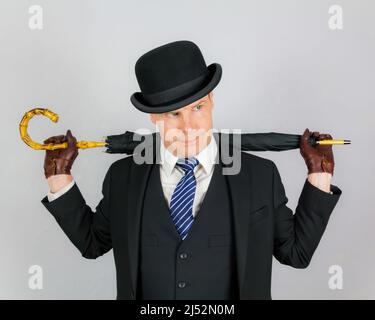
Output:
19 108 107 150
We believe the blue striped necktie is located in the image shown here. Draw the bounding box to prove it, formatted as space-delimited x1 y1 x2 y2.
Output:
170 157 200 240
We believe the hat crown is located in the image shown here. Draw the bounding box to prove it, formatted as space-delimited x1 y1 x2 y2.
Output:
135 40 208 94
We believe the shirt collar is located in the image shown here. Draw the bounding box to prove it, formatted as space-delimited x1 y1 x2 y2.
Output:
159 133 218 177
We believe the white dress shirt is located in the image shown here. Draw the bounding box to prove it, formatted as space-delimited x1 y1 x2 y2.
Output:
47 134 219 216
159 134 218 217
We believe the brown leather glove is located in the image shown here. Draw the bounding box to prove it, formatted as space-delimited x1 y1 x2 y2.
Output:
300 128 335 176
43 129 79 179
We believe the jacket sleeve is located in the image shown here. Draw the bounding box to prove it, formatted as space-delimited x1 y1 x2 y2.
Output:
41 165 113 259
271 162 342 268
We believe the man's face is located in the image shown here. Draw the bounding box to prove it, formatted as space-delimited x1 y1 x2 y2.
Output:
150 92 214 158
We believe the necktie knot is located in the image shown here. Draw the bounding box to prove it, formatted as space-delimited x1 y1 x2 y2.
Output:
176 157 200 174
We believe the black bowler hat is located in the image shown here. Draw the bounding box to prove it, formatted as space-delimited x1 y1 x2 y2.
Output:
130 40 222 113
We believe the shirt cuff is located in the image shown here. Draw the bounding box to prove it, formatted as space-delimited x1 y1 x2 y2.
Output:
47 180 76 202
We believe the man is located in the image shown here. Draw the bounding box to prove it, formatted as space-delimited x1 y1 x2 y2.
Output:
41 40 342 300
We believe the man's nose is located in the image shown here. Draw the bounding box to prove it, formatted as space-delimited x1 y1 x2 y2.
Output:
181 116 193 132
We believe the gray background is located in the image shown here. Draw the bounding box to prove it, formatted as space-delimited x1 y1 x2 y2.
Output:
1 0 374 299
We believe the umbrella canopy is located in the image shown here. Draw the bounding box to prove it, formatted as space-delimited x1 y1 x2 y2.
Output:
104 131 313 154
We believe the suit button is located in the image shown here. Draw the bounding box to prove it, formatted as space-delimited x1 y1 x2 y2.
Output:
178 281 186 288
179 252 188 259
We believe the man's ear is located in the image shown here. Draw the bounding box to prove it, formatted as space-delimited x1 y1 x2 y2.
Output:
150 113 156 124
209 91 214 109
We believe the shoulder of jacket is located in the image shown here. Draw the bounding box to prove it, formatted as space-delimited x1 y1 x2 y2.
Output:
109 155 135 172
239 151 275 171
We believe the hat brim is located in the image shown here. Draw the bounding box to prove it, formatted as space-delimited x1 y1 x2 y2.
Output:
130 63 222 114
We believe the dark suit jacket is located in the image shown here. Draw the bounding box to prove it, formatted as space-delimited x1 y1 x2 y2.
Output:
41 144 342 300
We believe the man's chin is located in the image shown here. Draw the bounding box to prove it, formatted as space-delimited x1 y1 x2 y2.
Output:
175 143 204 158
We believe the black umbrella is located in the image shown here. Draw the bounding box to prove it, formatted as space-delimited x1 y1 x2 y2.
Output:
18 109 351 153
104 131 350 154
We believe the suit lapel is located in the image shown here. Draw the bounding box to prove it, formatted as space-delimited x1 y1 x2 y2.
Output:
126 138 159 295
217 132 251 295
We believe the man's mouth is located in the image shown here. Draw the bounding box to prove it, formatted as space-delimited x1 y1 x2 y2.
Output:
184 139 197 145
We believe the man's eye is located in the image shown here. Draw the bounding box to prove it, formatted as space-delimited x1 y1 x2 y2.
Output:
194 104 203 110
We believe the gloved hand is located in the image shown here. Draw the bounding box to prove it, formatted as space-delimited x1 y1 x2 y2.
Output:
300 128 335 176
43 129 79 179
